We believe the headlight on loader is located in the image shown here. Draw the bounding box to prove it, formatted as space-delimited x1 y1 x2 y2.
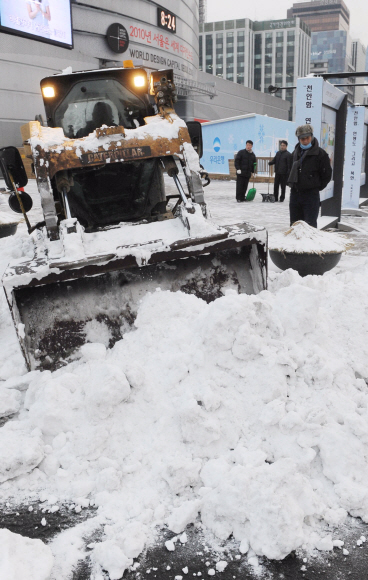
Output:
133 76 146 88
42 86 55 98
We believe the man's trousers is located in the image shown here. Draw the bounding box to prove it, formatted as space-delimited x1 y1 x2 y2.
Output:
236 175 250 201
273 174 288 201
289 189 320 228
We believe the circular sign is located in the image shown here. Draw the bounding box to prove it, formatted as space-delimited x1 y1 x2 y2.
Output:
106 23 129 54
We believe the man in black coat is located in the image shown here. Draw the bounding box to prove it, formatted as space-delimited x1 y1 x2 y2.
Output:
268 140 292 202
234 140 257 202
287 124 332 228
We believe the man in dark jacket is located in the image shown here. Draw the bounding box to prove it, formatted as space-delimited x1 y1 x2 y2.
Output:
268 140 292 202
287 124 332 228
234 140 257 202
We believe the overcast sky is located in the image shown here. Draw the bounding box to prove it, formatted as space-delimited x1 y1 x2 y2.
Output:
207 0 368 53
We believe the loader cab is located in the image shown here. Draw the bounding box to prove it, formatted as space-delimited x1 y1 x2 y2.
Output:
41 67 154 137
41 67 168 231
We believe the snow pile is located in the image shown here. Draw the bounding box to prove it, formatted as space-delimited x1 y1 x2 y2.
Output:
0 211 20 225
1 231 368 576
30 113 187 154
0 528 53 580
269 221 354 254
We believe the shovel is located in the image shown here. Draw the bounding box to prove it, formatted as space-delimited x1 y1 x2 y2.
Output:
246 162 257 201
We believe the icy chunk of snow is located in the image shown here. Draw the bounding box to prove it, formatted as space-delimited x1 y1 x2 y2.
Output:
215 560 228 572
0 428 44 483
166 500 201 534
0 387 21 418
0 529 53 580
93 540 132 580
80 342 107 361
165 540 175 551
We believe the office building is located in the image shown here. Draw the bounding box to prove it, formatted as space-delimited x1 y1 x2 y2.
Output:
310 30 354 102
351 40 367 103
287 0 350 33
253 19 311 120
199 18 311 120
199 0 207 26
200 19 254 86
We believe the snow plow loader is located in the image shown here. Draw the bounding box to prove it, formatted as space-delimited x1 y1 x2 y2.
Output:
0 65 267 371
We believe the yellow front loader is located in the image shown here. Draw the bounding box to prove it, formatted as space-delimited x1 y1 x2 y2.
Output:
0 64 267 371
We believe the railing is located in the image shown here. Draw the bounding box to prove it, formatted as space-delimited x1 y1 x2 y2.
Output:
228 157 275 182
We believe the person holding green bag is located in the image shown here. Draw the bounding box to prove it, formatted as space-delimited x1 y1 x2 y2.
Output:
234 140 257 202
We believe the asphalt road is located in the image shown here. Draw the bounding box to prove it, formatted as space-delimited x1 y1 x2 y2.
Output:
1 502 368 580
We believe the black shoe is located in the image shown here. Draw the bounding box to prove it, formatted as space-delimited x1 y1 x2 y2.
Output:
236 199 245 203
279 197 285 202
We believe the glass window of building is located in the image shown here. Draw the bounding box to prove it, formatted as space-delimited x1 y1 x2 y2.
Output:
275 31 284 86
216 33 223 77
286 30 295 85
205 34 213 74
226 32 234 81
237 30 245 85
254 33 262 91
264 32 273 92
199 36 203 71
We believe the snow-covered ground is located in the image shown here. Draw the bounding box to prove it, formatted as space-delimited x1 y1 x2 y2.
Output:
0 179 368 579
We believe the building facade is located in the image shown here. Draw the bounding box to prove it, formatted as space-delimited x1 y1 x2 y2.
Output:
253 19 311 120
287 0 350 32
290 1 366 105
194 70 290 122
199 18 311 120
199 19 254 87
0 0 200 147
199 0 207 26
310 31 360 104
351 39 367 104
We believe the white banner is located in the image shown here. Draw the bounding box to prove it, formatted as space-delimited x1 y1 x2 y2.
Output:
295 78 346 202
295 77 324 139
342 106 366 209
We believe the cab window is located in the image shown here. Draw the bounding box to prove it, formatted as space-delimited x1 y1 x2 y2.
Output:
54 78 148 138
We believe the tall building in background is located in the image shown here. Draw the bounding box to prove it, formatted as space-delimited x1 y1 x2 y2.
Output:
287 0 350 32
199 19 254 87
253 19 311 120
199 18 311 120
351 39 367 103
289 0 367 105
199 0 207 26
310 30 354 101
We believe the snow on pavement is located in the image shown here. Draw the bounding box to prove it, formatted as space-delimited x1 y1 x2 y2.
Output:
0 183 368 577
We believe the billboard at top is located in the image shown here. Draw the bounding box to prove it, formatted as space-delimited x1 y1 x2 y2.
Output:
0 0 73 49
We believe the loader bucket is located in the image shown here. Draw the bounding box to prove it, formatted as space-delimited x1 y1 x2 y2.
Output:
3 223 267 371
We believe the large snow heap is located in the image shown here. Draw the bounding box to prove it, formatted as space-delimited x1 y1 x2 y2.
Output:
0 230 368 578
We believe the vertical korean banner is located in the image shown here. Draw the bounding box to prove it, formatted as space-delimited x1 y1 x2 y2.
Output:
342 106 366 209
295 77 323 139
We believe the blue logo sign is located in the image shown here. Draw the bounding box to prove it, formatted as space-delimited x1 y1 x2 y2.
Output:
213 137 221 152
